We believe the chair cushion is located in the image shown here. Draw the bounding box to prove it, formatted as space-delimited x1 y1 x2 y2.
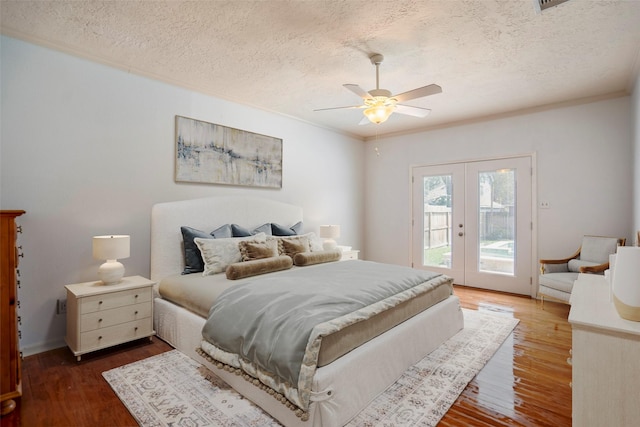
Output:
580 236 619 263
538 284 572 303
539 272 579 294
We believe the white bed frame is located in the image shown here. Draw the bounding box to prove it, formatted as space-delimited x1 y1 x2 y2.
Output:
151 196 463 426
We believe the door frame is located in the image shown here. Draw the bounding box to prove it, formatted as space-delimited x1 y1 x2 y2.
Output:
409 153 538 298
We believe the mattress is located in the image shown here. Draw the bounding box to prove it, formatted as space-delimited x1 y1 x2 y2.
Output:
159 261 453 368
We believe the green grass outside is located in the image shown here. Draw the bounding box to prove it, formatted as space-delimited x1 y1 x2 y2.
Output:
424 245 451 266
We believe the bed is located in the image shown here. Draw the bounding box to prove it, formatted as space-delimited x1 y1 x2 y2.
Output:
150 196 464 426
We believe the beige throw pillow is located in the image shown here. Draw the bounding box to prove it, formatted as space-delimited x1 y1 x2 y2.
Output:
195 233 267 276
239 239 279 261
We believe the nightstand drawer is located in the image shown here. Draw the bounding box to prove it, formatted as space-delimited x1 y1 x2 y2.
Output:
80 287 152 314
341 250 359 261
80 301 152 332
80 318 153 351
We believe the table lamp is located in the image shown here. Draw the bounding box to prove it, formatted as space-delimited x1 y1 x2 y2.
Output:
319 225 340 250
612 246 640 321
93 235 130 285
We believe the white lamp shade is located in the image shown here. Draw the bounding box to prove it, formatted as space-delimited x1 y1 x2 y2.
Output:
93 235 130 260
93 235 130 285
319 225 340 239
612 246 640 321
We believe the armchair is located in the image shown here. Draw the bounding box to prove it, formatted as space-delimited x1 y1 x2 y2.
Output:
538 235 625 304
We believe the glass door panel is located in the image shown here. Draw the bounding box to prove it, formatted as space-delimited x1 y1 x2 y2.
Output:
423 174 452 268
478 168 515 275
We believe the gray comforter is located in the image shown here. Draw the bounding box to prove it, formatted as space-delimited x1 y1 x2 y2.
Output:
199 260 450 413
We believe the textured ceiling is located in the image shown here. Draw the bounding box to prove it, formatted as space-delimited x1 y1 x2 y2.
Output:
2 0 640 139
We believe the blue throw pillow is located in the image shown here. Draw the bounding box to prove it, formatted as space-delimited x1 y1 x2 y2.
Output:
272 221 303 236
181 224 233 274
231 223 272 237
181 226 211 274
211 223 232 238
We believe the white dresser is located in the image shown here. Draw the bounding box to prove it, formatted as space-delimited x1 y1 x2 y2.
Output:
568 273 640 426
65 275 155 360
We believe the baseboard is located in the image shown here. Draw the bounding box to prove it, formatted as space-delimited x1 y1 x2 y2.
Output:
21 338 67 357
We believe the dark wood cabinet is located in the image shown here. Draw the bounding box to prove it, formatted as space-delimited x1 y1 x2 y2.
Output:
1 210 25 416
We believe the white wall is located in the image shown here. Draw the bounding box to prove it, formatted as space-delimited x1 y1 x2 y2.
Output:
364 97 634 272
0 36 364 355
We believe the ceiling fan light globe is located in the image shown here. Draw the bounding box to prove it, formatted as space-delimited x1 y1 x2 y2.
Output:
364 104 394 124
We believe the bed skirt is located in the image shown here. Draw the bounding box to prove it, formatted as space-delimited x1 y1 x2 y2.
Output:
154 295 463 426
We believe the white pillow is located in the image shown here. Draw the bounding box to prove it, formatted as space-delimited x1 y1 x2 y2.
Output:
195 233 267 276
304 232 325 252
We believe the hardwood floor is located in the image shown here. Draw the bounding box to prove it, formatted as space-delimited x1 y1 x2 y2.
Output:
1 337 172 427
442 286 572 427
1 285 572 427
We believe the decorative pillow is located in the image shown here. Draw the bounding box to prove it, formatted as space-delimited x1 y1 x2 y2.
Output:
302 232 324 252
195 233 267 276
231 223 273 237
226 256 293 280
293 250 342 266
271 222 303 236
180 226 212 274
211 224 233 238
277 235 311 258
180 225 234 274
239 239 279 261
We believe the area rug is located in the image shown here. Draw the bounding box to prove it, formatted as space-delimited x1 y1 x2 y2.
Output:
103 308 518 427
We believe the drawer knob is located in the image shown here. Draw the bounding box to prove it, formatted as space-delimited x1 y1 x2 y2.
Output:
98 319 102 323
134 327 138 331
98 301 103 305
134 294 139 298
98 336 102 340
134 311 138 315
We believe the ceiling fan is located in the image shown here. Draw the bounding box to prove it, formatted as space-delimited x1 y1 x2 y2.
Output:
315 53 442 125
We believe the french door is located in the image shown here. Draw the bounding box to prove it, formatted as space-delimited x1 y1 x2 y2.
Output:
411 156 533 295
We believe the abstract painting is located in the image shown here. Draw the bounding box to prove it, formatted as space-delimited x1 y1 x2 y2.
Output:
175 115 282 188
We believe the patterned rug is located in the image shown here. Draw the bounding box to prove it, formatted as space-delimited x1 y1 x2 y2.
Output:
103 308 518 426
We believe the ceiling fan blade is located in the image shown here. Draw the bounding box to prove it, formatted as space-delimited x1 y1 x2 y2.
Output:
314 105 364 112
344 84 372 99
393 84 442 102
395 104 431 118
358 116 370 125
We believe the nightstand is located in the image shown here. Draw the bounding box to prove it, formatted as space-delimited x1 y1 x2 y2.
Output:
65 275 155 361
340 249 360 261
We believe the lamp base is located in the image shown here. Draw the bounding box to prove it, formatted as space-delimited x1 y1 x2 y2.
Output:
613 294 640 321
323 239 337 250
98 260 125 285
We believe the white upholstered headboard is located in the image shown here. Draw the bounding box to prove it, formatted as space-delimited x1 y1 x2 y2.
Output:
150 196 303 282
